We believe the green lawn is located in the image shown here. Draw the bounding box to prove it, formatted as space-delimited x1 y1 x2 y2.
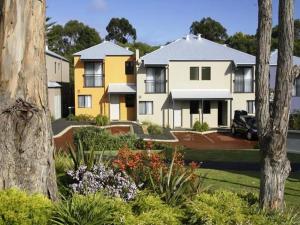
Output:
183 149 300 163
199 169 300 209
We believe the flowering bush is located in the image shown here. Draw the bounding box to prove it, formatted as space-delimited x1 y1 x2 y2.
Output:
67 164 137 201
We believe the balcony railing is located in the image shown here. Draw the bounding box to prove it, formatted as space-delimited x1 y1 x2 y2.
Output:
145 80 166 93
83 74 104 87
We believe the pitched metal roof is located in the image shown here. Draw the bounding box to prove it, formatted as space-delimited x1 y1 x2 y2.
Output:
108 83 136 94
74 41 133 60
171 89 233 100
141 34 255 66
45 48 69 62
270 49 300 65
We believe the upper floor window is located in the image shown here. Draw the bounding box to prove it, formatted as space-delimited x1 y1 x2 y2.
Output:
202 67 211 80
293 77 300 97
125 61 135 75
145 67 166 93
84 62 103 87
78 95 92 108
234 67 254 93
190 67 199 80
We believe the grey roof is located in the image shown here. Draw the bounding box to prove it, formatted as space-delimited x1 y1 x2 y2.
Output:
141 34 255 65
45 48 69 62
171 89 232 100
108 83 136 94
270 49 300 65
74 41 133 60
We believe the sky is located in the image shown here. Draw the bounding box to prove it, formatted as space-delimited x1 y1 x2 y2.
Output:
47 0 300 45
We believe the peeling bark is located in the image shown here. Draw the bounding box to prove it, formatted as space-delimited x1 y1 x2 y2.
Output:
0 0 57 199
256 0 294 210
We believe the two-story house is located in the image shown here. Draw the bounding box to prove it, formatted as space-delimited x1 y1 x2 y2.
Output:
46 48 70 120
269 50 300 113
136 34 256 129
73 41 136 120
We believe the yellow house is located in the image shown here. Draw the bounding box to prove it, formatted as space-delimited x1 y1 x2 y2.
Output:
74 41 136 121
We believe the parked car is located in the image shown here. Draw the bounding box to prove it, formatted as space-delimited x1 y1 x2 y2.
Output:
231 110 257 140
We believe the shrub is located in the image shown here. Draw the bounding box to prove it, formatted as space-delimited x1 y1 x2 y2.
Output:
67 164 138 201
67 113 76 121
132 192 183 225
95 114 109 126
74 127 138 152
193 121 209 132
0 189 53 225
147 124 163 135
51 193 135 225
67 114 95 123
184 190 299 225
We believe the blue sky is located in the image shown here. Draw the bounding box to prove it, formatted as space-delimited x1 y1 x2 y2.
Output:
47 0 300 45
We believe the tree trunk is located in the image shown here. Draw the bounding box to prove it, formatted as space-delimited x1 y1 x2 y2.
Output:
0 0 57 199
256 0 294 210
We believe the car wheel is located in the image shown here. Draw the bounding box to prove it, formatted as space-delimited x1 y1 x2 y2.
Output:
231 126 236 135
246 131 252 140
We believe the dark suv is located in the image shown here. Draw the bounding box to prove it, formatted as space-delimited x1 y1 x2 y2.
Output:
231 110 257 140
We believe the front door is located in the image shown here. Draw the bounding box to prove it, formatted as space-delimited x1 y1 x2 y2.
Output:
174 106 182 128
110 95 120 120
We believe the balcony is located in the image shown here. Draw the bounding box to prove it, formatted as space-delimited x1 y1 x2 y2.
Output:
145 80 166 93
83 74 104 87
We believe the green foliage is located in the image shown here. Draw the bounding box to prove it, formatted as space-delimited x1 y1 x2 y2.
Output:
0 189 53 225
131 192 183 225
226 32 257 55
47 20 101 60
147 124 163 135
74 127 137 152
190 17 228 43
121 42 159 56
149 149 204 206
106 17 137 44
184 190 299 225
193 121 209 132
95 114 109 126
67 113 76 121
67 114 95 123
290 112 300 130
51 193 135 225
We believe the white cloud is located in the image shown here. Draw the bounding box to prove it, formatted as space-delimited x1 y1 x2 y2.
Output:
90 0 107 11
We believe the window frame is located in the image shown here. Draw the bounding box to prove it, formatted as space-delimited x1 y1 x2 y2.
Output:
203 101 211 114
145 67 166 94
201 67 211 80
139 101 153 115
83 62 104 88
234 67 254 93
247 100 255 114
78 95 92 108
190 67 199 80
125 61 135 75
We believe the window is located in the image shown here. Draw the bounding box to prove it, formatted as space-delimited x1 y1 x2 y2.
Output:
202 67 211 80
247 100 255 114
234 67 254 93
78 95 92 108
203 101 211 114
84 62 103 87
190 101 199 114
294 77 300 97
125 95 135 107
125 61 134 75
145 68 166 93
139 101 153 115
54 62 57 74
190 67 199 80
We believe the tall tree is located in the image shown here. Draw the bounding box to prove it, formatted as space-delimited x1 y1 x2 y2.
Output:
190 17 228 43
226 32 257 55
256 0 299 210
0 0 57 199
47 20 101 60
105 18 137 44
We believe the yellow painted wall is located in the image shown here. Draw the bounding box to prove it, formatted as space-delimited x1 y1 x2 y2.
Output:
74 55 136 120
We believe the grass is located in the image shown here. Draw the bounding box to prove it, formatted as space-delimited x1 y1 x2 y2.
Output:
199 169 300 209
183 148 300 163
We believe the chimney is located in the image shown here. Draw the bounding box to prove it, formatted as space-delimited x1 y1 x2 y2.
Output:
135 49 140 61
198 34 202 40
186 34 190 41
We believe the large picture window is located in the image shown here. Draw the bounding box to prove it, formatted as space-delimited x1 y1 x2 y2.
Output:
234 67 254 93
145 68 166 93
139 101 153 115
84 62 103 87
78 95 92 108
